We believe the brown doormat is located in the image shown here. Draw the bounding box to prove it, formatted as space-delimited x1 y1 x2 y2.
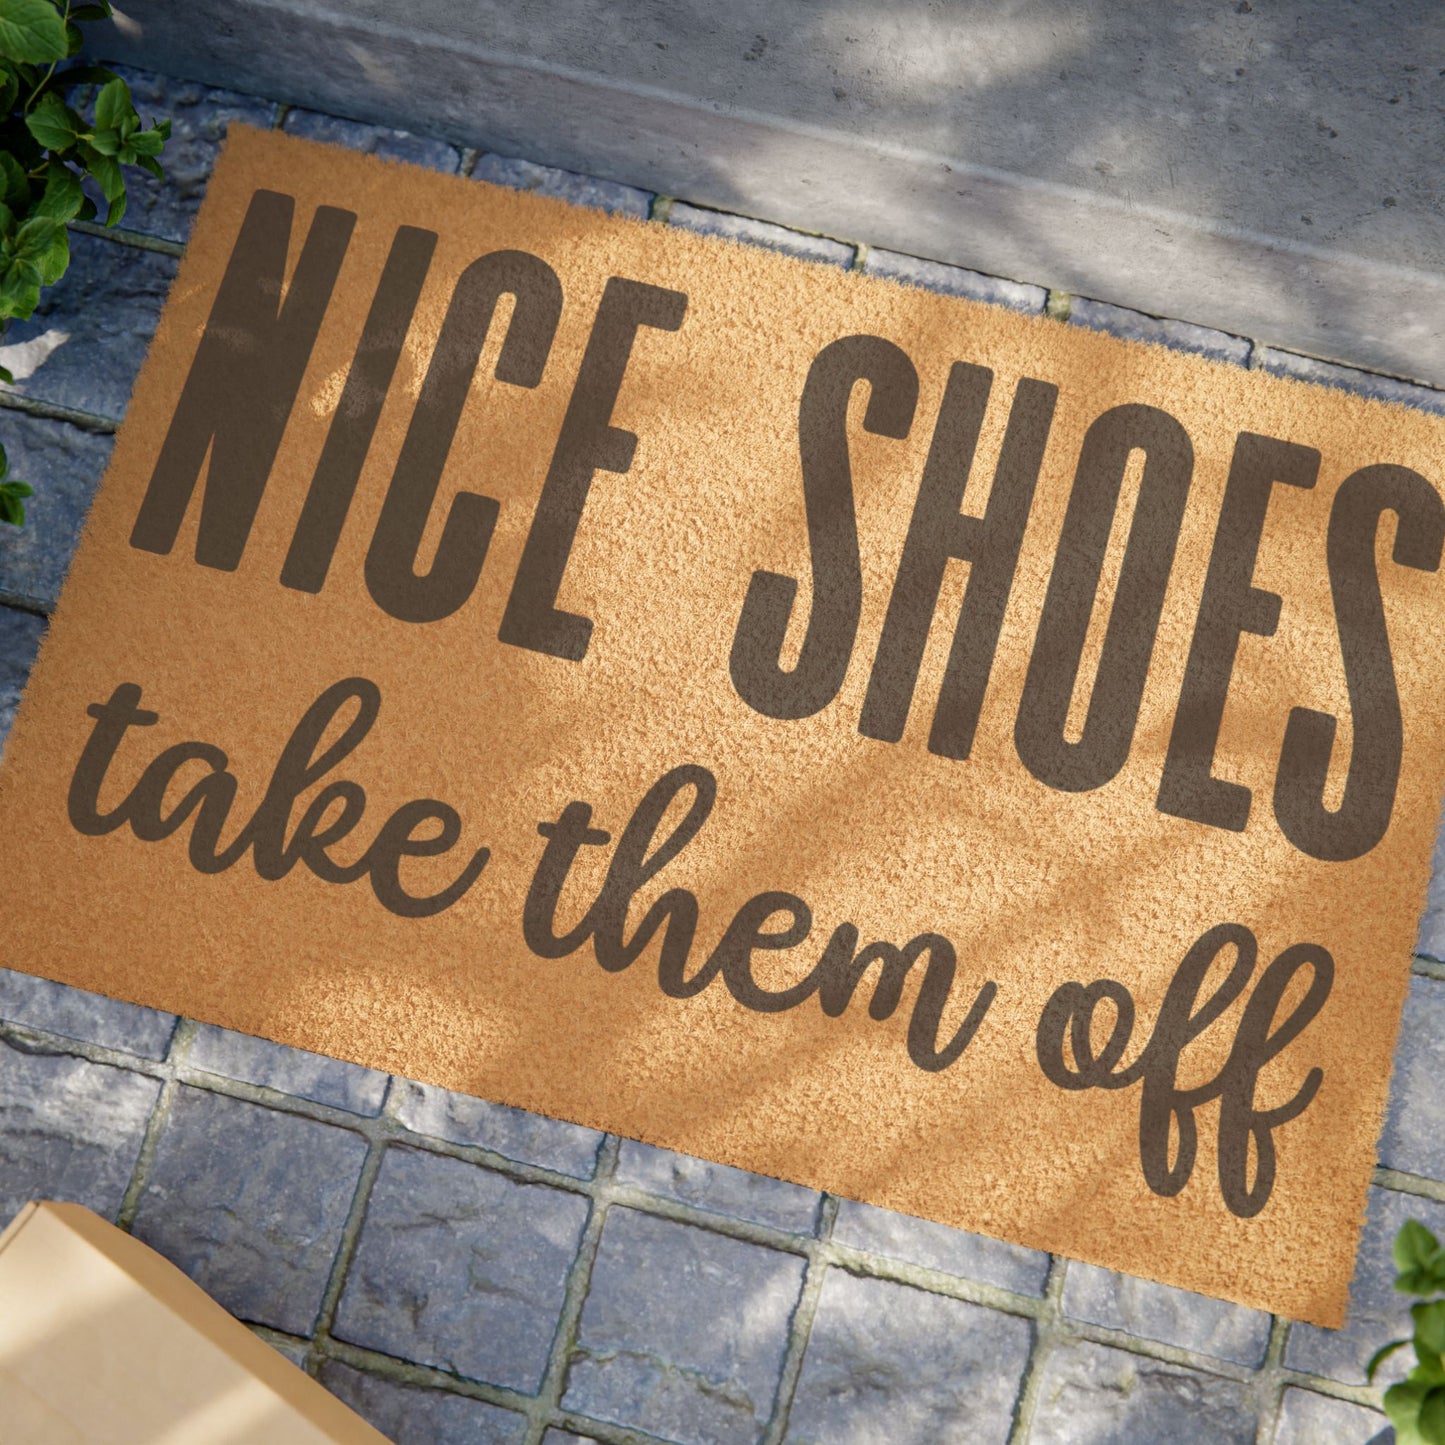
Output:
2 126 1442 1327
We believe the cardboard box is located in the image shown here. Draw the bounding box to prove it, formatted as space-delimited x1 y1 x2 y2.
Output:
0 1200 389 1443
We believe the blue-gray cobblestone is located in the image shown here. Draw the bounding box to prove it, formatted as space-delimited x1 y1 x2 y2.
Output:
188 1023 388 1115
335 1144 589 1392
0 603 43 754
614 1140 819 1233
1286 1185 1445 1387
1067 296 1251 365
389 1078 601 1176
0 412 113 612
1417 819 1445 962
1256 347 1445 415
1060 1260 1272 1367
1272 1387 1391 1445
1028 1340 1257 1444
0 232 177 422
786 1269 1031 1445
130 1085 367 1335
667 202 853 267
0 969 176 1059
564 1207 804 1445
0 1036 160 1225
282 108 461 173
473 153 652 218
830 1197 1049 1297
84 66 277 243
1379 975 1445 1181
319 1361 527 1445
861 247 1046 313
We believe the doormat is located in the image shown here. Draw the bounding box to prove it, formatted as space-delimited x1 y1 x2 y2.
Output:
3 126 1442 1327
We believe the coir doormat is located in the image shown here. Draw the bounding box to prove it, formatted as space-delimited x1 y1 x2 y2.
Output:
2 126 1442 1327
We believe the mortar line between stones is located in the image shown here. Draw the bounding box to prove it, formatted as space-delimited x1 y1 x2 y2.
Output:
1412 954 1445 982
0 1010 1411 1410
519 1133 622 1445
759 1193 839 1445
458 147 482 179
1007 1253 1067 1443
66 217 186 257
0 386 117 434
1251 1313 1293 1444
305 1129 389 1369
0 592 52 620
114 1017 197 1230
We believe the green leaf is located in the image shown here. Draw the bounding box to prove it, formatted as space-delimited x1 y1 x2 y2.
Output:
14 212 59 261
0 490 25 526
71 3 113 20
1369 1337 1414 1383
0 150 27 209
1422 1387 1445 1445
83 146 122 200
1387 1379 1432 1436
0 479 32 499
0 365 9 386
34 220 65 284
128 126 164 156
0 441 8 472
93 76 130 131
64 18 82 56
25 91 80 151
1417 1303 1445 1359
33 162 81 221
0 63 19 111
87 125 120 155
1397 1222 1442 1276
75 191 96 221
103 187 124 227
135 153 162 181
0 0 69 65
0 200 15 237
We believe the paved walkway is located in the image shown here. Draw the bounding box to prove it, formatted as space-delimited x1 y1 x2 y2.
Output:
2 65 1441 1445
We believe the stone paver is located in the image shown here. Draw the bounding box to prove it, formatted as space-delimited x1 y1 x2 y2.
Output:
473 153 652 218
1061 1261 1272 1367
282 108 461 173
614 1140 819 1233
0 413 113 612
1272 1387 1390 1445
130 1085 367 1334
787 1270 1031 1445
0 968 176 1059
84 65 277 242
1028 1340 1257 1444
1379 974 1445 1181
831 1197 1050 1296
0 232 178 422
1286 1184 1445 1387
335 1145 589 1392
862 247 1046 312
1416 818 1445 962
0 1036 160 1224
319 1361 527 1445
668 202 853 266
1068 296 1252 366
390 1079 602 1176
0 604 44 752
188 1023 388 1115
1256 347 1445 415
564 1207 805 1445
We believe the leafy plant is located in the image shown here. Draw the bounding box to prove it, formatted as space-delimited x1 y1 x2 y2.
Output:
0 0 170 524
1368 1220 1445 1443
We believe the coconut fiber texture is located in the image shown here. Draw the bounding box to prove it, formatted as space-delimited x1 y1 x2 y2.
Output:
3 126 1443 1327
